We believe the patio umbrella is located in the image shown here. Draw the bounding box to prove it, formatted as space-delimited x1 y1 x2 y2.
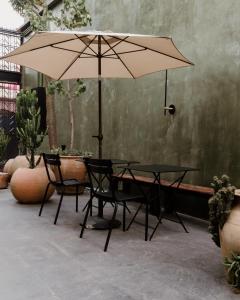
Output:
1 30 193 158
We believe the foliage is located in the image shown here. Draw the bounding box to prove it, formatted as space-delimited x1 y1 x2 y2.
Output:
208 175 235 247
16 90 47 168
47 79 86 97
55 0 91 30
0 128 10 161
10 0 91 151
9 0 44 16
10 0 91 31
50 146 92 157
224 253 240 289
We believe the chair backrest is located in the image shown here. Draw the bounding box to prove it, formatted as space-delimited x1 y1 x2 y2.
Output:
42 153 63 184
84 158 115 197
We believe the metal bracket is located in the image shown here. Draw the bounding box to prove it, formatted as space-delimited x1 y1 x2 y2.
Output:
92 134 103 141
164 104 176 115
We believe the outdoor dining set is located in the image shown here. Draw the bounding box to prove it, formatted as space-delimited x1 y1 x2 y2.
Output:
39 154 198 252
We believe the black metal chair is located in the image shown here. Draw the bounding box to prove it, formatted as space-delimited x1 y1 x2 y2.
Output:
39 153 89 224
80 158 144 252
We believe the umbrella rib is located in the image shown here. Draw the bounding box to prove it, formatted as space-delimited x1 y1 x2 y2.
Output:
2 36 81 59
103 48 147 57
101 36 129 56
57 54 80 80
109 36 194 66
51 45 96 57
57 36 97 80
102 36 135 79
75 34 98 56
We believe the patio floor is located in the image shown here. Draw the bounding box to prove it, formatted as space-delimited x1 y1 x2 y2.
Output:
0 188 238 300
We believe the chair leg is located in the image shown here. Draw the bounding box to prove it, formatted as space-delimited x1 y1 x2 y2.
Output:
123 202 126 232
76 185 79 212
175 212 189 233
126 203 142 231
145 201 149 241
104 203 118 252
80 196 93 238
54 192 64 225
39 183 50 216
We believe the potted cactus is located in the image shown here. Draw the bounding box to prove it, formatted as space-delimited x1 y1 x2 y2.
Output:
208 175 240 291
0 128 10 188
10 89 55 203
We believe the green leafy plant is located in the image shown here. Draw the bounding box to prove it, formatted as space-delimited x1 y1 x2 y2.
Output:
47 79 86 150
208 175 235 247
0 128 10 161
10 0 92 150
16 90 47 168
224 253 240 289
50 146 92 158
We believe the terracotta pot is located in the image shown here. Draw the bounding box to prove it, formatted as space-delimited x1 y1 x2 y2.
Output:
3 158 14 175
220 202 240 258
10 167 55 204
10 155 44 175
54 155 87 194
0 172 10 189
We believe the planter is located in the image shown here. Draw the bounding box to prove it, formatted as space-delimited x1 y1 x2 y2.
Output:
3 158 14 175
10 167 55 204
10 155 44 176
0 172 10 189
220 202 240 258
54 155 87 194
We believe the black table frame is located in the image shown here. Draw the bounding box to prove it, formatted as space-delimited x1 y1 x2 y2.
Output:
121 164 199 241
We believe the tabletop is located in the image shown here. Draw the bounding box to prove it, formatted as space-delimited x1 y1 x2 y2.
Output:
125 164 199 173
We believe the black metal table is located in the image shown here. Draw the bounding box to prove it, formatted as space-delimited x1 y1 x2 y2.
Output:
123 164 199 241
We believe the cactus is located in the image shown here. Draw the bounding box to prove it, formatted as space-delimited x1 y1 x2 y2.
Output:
16 90 47 168
224 253 240 289
208 175 235 247
0 128 10 161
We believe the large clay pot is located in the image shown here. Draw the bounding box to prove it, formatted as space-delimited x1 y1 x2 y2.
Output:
220 202 240 258
54 155 87 194
10 155 44 176
10 167 55 204
3 158 14 176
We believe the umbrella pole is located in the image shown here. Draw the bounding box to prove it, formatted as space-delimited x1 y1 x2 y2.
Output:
98 36 103 217
98 36 103 160
164 70 168 116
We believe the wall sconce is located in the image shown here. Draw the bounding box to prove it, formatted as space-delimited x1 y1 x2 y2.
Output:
164 70 176 115
164 104 176 115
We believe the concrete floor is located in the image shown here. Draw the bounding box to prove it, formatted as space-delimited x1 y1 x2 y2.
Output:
0 188 238 300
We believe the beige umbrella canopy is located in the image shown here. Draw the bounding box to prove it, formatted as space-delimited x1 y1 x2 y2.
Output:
1 30 193 157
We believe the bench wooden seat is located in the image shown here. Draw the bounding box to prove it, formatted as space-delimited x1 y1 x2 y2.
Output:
115 174 214 195
115 174 240 198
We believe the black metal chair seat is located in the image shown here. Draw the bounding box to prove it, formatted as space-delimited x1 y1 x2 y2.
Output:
80 158 144 252
55 179 88 187
39 153 89 224
95 190 143 202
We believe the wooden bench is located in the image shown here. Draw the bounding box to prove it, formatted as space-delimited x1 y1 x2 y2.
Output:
114 174 240 220
115 174 214 196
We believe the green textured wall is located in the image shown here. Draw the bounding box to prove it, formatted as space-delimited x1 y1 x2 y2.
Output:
50 0 240 186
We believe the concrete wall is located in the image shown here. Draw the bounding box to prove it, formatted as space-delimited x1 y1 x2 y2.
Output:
43 0 240 186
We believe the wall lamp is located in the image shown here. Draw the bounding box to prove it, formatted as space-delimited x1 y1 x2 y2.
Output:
164 70 176 115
